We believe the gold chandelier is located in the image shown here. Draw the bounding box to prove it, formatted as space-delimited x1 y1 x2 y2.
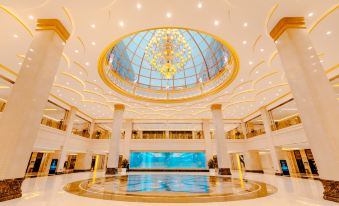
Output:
145 29 192 79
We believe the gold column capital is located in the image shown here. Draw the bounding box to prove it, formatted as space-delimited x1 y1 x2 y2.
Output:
270 17 306 41
114 104 125 111
36 19 70 42
211 104 222 110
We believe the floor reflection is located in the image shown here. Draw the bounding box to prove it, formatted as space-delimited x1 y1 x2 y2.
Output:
64 174 277 203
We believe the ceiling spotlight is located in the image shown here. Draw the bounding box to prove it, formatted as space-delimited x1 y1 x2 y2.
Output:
91 24 96 28
29 48 34 52
249 61 253 65
85 62 89 66
18 62 22 65
166 12 172 18
308 12 314 17
197 3 203 8
243 22 248 27
307 46 312 50
326 31 332 35
28 15 34 20
242 40 247 45
260 48 264 52
119 21 125 27
136 3 142 9
214 20 219 26
74 50 79 53
13 34 18 38
91 41 96 46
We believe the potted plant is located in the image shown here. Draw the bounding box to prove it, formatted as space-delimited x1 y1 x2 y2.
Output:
208 159 216 175
121 159 129 175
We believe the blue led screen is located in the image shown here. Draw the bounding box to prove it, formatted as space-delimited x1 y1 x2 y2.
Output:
130 152 206 169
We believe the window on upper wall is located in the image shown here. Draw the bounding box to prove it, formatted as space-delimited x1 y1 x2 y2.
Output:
269 99 301 131
245 115 266 138
72 115 91 138
41 101 68 131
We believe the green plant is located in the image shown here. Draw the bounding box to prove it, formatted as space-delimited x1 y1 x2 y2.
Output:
121 159 129 168
208 159 215 169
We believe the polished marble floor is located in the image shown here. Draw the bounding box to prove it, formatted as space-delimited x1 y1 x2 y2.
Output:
64 174 276 202
1 171 337 206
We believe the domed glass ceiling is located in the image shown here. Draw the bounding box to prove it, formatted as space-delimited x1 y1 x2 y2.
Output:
99 27 238 102
105 28 231 90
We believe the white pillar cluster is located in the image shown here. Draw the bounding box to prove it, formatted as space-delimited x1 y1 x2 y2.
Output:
211 104 231 175
260 108 283 175
106 104 125 175
0 19 69 201
270 17 339 202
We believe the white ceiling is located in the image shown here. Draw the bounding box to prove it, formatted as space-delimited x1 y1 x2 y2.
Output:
0 0 338 121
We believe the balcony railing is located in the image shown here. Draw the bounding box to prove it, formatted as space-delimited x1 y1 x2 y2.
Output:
272 115 302 131
41 116 66 131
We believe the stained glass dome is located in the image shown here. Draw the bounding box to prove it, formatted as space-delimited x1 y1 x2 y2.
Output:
99 27 239 102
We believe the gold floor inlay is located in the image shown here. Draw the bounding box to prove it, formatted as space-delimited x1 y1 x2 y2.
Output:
64 174 277 203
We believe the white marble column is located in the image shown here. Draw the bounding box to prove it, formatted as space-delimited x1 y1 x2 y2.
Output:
211 104 231 175
202 120 213 160
243 150 263 173
0 19 69 201
123 119 132 160
56 107 77 173
240 121 247 139
106 104 125 175
74 153 93 171
261 108 282 175
270 17 339 202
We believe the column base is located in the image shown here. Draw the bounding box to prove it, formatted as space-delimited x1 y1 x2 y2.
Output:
218 168 231 175
0 177 24 202
106 168 118 175
320 179 339 203
245 170 264 174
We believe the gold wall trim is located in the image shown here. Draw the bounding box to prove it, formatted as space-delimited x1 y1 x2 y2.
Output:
270 17 306 41
268 50 278 67
74 61 89 76
0 5 33 37
98 26 239 103
308 4 339 33
114 104 125 111
252 71 279 87
255 83 288 97
249 60 265 75
211 104 222 110
252 35 262 53
61 72 85 88
62 6 74 36
62 53 71 69
265 3 279 36
326 64 339 73
36 19 70 42
0 63 17 76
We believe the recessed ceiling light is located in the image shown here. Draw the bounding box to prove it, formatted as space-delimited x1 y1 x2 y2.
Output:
260 48 264 52
94 79 97 82
18 62 22 65
249 61 253 65
242 40 247 45
13 34 18 38
166 12 172 18
214 20 219 26
29 48 34 52
91 41 96 46
320 60 324 63
119 21 125 27
197 2 203 8
91 24 96 28
28 15 34 20
85 62 89 66
74 50 79 53
136 3 142 9
326 31 332 35
255 71 259 74
243 22 248 27
308 12 314 17
308 46 312 50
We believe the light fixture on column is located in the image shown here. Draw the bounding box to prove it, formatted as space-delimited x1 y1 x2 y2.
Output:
145 29 192 79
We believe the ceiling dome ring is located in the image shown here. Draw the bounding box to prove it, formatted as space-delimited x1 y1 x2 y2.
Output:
98 26 239 103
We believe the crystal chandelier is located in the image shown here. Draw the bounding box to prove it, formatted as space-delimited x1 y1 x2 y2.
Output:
145 29 192 79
